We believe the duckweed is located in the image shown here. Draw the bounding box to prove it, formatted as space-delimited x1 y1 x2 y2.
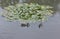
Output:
2 3 53 22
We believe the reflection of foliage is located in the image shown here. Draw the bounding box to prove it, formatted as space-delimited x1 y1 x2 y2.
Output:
28 0 58 5
2 3 53 22
0 0 19 8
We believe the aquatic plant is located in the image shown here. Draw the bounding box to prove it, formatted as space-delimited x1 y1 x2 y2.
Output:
2 3 53 23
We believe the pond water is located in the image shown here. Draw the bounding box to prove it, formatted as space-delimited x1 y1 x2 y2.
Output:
0 0 60 39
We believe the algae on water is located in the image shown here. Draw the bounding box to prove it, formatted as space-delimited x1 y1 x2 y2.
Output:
2 3 53 22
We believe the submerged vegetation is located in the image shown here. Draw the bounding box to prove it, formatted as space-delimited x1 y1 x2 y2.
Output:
2 3 53 22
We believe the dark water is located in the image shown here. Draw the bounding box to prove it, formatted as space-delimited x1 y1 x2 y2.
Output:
0 0 60 39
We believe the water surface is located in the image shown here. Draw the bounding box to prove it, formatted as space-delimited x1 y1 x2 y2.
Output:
0 0 60 39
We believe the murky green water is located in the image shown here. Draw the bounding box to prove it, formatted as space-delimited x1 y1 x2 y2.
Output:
0 0 60 39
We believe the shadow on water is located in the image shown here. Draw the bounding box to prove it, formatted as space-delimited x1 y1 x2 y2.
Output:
0 0 60 28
